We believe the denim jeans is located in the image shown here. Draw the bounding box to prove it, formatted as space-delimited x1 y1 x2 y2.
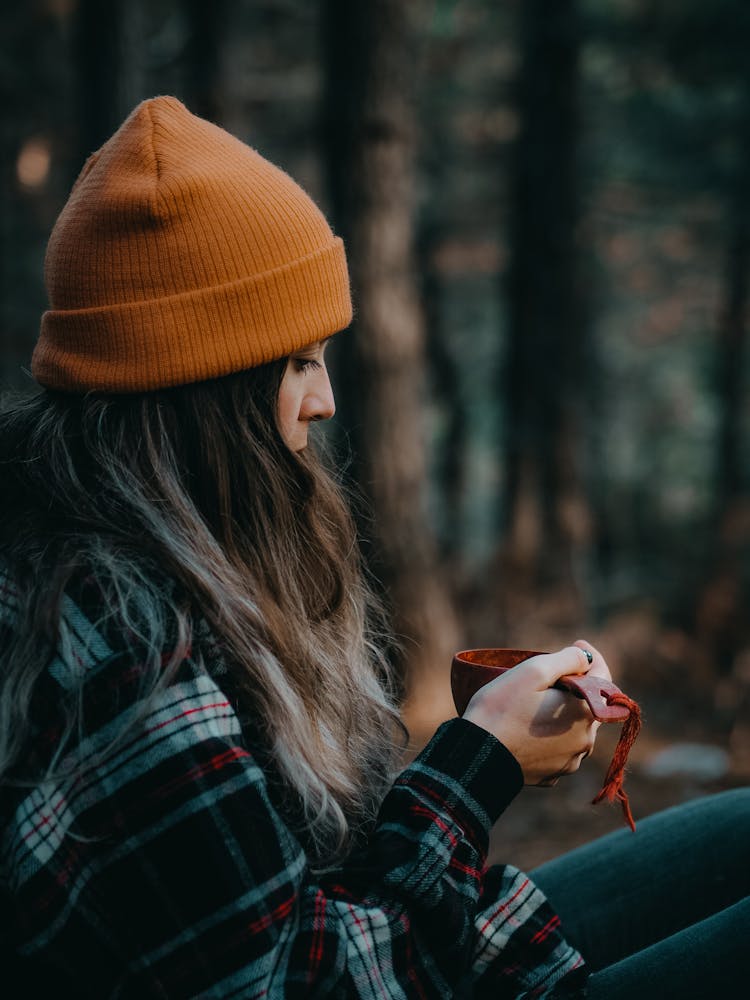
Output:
531 788 750 998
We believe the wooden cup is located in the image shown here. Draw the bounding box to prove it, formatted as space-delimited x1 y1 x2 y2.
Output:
450 648 630 723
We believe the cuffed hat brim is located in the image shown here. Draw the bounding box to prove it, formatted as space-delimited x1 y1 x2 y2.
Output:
33 96 352 393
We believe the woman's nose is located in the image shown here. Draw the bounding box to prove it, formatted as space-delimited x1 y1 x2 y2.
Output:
303 367 336 422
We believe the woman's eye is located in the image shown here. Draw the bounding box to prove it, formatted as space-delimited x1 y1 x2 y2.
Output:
294 357 323 374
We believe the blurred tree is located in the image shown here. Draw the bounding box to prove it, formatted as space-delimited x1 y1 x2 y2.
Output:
417 221 467 567
320 0 459 748
629 0 750 675
416 0 520 595
182 0 227 122
73 0 126 169
501 0 591 605
632 0 750 519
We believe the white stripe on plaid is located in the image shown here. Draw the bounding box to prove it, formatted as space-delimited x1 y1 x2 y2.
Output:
47 594 115 687
472 865 584 993
337 900 411 1000
5 676 242 870
401 760 496 832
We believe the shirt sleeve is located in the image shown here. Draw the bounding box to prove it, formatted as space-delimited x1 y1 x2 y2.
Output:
3 641 585 999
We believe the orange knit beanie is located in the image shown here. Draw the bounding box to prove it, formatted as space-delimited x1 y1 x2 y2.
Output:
33 96 352 393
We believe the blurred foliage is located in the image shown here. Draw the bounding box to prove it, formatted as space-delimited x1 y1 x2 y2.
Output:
2 0 750 728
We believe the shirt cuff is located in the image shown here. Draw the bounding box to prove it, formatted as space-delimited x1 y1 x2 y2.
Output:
403 717 523 848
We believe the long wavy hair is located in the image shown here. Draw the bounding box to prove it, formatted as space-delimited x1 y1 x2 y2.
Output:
0 360 405 867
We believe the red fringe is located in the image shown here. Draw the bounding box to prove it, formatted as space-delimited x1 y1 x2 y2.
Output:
591 692 642 832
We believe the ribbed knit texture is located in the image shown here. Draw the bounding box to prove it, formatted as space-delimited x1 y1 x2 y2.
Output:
33 96 352 392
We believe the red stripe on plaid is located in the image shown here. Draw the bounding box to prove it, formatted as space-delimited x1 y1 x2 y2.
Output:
21 793 69 843
530 914 561 945
153 745 251 799
448 857 482 879
146 700 232 735
347 904 390 1000
477 878 530 936
307 889 327 983
403 778 477 840
410 804 459 848
247 893 296 935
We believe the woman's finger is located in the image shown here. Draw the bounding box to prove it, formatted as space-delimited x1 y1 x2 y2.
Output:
520 645 594 690
573 639 612 682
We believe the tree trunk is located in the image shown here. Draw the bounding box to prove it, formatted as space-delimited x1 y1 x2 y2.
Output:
501 0 590 610
320 0 459 751
182 0 227 123
417 223 468 570
73 0 125 169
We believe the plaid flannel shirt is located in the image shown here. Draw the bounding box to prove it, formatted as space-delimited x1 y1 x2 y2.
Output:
0 573 587 998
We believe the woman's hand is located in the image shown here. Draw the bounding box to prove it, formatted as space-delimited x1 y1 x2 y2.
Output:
463 642 610 786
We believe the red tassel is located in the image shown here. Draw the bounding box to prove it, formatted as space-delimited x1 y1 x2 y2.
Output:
591 691 642 832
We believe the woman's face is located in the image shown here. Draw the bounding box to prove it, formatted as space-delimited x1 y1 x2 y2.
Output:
277 339 336 452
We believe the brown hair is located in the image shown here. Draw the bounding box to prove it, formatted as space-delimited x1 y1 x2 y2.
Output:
0 363 404 867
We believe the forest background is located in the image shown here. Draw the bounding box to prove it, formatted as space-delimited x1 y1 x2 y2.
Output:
2 0 749 866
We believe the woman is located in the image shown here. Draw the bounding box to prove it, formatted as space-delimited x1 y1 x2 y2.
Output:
0 97 746 999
